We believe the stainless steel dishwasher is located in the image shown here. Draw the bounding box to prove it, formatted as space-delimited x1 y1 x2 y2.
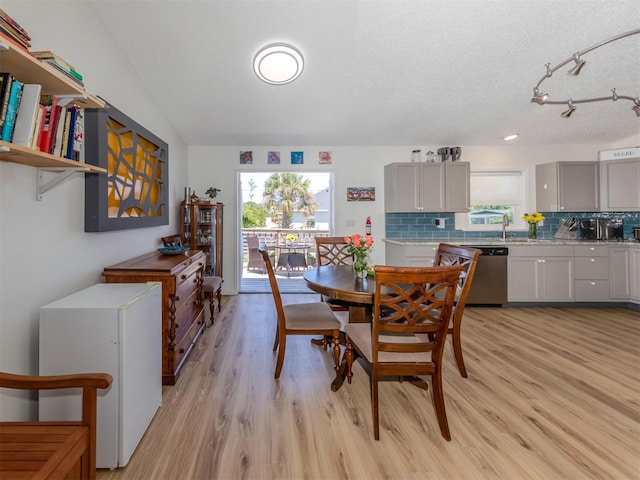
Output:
466 246 508 306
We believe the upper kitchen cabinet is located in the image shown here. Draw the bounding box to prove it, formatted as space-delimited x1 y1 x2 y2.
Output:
535 161 599 212
599 158 640 211
384 162 470 213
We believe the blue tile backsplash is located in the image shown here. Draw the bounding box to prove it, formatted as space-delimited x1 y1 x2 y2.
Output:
385 211 640 241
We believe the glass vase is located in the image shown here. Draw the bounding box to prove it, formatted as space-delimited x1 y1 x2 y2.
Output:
353 253 368 279
528 222 538 239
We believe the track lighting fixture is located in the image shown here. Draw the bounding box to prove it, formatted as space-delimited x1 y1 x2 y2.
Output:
561 101 576 118
530 29 640 117
531 88 548 105
567 53 586 76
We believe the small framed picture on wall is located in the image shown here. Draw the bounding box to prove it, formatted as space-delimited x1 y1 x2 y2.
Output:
268 151 280 164
240 151 253 164
347 187 375 201
291 151 304 164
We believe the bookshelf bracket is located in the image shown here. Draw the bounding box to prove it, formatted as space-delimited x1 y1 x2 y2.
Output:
57 95 88 107
37 167 89 201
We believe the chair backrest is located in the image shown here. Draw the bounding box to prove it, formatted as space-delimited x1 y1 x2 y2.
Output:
315 236 354 265
161 234 182 247
259 247 285 325
247 235 260 250
372 265 463 363
434 243 481 321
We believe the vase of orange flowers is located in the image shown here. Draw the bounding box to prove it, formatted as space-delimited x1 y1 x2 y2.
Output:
344 233 374 278
523 212 545 239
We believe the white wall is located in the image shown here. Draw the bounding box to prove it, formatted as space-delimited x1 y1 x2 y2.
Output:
0 2 187 420
188 142 633 294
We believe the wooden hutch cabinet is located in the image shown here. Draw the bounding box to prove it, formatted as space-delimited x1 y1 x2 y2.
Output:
103 250 206 385
180 201 224 277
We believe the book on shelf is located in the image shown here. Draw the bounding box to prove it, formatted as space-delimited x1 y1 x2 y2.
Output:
0 72 14 130
72 107 84 162
11 83 41 147
31 104 46 150
0 8 31 41
0 18 30 48
32 51 84 84
0 31 33 54
38 95 60 154
51 106 68 157
0 78 23 142
64 105 80 159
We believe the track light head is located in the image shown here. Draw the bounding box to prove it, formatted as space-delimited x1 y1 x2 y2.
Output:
611 88 618 101
531 88 548 104
561 100 576 118
567 53 586 75
633 98 640 117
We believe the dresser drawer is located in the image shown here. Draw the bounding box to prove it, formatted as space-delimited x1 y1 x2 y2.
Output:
574 245 608 257
574 256 609 279
174 289 203 343
172 311 205 373
575 280 611 302
175 264 202 306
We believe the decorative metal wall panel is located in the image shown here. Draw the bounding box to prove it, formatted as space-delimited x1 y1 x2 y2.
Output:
84 102 168 231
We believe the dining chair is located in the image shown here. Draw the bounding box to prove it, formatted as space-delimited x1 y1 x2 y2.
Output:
314 236 355 311
434 243 482 378
343 264 463 440
259 247 342 379
161 234 182 247
246 235 266 273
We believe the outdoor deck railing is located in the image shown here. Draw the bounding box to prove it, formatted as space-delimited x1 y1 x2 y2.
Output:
241 228 330 267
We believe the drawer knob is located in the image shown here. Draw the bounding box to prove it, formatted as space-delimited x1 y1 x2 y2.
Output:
181 274 187 280
179 348 185 353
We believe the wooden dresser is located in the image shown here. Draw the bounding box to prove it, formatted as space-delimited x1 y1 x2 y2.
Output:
103 250 206 385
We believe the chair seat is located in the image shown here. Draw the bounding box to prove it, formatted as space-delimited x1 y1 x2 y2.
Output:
203 276 222 292
345 324 431 364
283 302 342 330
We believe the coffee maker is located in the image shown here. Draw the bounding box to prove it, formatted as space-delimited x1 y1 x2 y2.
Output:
579 218 623 240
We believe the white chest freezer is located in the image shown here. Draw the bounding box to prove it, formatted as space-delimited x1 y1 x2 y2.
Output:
39 282 162 469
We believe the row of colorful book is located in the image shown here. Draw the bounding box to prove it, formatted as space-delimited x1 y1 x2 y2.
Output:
0 73 84 161
0 8 31 49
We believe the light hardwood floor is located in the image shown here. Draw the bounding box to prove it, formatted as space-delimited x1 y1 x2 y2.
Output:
97 295 640 480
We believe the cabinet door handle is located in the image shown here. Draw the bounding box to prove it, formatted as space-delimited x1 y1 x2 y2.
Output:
174 296 180 301
179 348 185 353
175 323 179 329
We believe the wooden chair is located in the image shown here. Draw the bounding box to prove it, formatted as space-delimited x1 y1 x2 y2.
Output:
161 234 182 247
246 236 266 273
315 236 354 266
434 243 482 378
314 236 355 311
0 372 113 480
259 247 342 379
203 275 223 325
343 265 463 440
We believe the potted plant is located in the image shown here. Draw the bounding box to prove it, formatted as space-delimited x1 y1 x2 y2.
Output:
206 187 221 200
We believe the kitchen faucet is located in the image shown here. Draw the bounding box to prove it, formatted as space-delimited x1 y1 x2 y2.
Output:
502 214 510 240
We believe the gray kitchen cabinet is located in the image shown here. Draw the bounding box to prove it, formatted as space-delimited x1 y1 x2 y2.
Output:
385 242 438 267
609 246 631 299
508 245 574 302
599 158 640 211
630 247 640 304
384 162 469 213
535 161 599 212
574 245 609 302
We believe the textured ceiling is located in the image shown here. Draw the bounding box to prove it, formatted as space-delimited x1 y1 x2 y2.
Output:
89 0 639 146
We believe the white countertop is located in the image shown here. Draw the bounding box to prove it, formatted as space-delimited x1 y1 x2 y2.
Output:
383 238 640 248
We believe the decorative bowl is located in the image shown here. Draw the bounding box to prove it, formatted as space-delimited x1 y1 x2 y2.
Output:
158 246 188 255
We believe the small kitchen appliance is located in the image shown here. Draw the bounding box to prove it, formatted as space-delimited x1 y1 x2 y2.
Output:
579 218 623 240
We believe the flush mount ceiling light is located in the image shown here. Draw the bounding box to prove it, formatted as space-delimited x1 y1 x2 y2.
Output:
503 133 519 141
253 43 304 85
530 28 640 117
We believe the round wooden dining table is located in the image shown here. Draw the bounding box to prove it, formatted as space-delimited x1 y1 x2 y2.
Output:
303 264 375 323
